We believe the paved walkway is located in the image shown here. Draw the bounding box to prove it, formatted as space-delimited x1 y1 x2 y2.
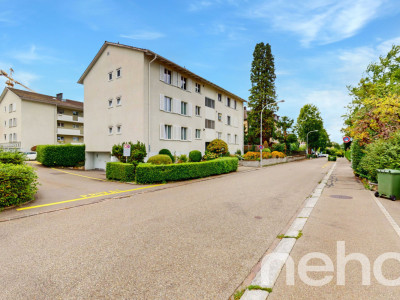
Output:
268 158 400 299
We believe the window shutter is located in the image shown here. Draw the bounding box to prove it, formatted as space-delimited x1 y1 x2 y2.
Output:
188 128 192 141
13 103 16 111
160 94 164 110
173 125 180 140
173 98 180 114
187 78 192 92
160 124 165 139
188 103 192 117
160 65 164 81
172 72 178 86
177 73 182 88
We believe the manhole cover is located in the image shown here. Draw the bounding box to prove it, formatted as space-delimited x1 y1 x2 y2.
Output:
330 195 353 199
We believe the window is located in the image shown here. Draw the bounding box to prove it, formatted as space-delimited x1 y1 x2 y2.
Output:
181 101 188 115
73 137 79 142
9 134 12 142
227 97 231 107
108 126 113 135
57 136 64 142
218 93 222 102
195 83 201 93
181 76 187 90
205 97 215 109
9 104 12 112
235 134 238 144
227 134 231 143
72 124 80 128
116 97 121 106
217 132 222 139
195 129 201 139
195 106 201 116
13 118 16 127
108 99 113 108
57 109 64 114
164 68 172 84
117 125 121 134
181 127 188 141
164 96 172 112
58 122 64 127
3 134 6 141
108 72 113 81
13 133 17 141
8 119 12 128
205 119 215 129
227 115 231 125
233 100 237 109
116 68 121 78
164 125 172 140
218 113 222 121
73 111 79 116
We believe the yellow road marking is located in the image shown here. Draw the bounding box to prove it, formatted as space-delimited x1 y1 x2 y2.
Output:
51 168 107 182
322 162 332 169
16 184 165 211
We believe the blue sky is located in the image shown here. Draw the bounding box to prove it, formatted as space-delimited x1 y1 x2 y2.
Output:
1 0 400 143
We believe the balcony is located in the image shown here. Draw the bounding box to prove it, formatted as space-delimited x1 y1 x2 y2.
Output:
57 114 84 123
57 128 83 136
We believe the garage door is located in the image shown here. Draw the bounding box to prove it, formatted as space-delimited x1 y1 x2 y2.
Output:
93 152 110 170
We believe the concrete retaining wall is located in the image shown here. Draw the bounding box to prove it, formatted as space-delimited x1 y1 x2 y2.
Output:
239 155 305 167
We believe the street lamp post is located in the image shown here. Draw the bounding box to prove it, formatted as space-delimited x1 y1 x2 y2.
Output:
260 100 285 167
306 130 318 158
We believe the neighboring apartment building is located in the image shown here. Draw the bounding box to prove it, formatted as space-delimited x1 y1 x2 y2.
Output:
0 88 84 152
78 41 245 170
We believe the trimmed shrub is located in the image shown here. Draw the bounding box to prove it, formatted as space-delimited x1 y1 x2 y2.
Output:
345 150 352 161
0 151 25 165
203 151 218 161
112 141 147 165
351 140 365 175
159 149 174 162
328 155 337 161
0 163 38 208
36 144 85 167
136 157 238 184
189 150 202 162
106 162 135 182
147 154 172 165
178 154 188 163
207 139 228 155
243 151 285 160
262 148 271 153
271 143 285 153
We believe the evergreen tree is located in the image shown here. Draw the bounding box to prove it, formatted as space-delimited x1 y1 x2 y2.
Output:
247 42 278 145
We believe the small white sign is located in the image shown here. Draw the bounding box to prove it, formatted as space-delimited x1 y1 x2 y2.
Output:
123 144 131 157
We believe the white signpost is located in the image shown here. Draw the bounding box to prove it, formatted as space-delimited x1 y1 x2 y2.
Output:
123 144 131 163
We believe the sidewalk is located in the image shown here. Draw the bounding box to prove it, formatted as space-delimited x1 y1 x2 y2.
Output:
269 158 400 299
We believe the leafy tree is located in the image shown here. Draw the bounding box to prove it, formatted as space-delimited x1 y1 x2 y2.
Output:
112 141 147 165
247 42 278 146
295 104 328 153
276 116 294 153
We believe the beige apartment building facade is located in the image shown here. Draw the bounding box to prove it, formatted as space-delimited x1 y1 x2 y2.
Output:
78 42 245 170
0 88 84 152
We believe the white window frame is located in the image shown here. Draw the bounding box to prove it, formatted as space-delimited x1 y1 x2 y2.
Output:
58 122 64 127
227 115 231 126
72 137 79 142
116 96 121 106
108 126 113 135
72 124 80 128
195 129 201 139
181 76 187 90
164 96 172 112
227 97 231 107
195 83 201 93
227 133 231 144
218 93 222 102
57 136 64 142
108 71 113 81
9 133 12 142
181 101 188 116
108 99 113 108
233 100 237 109
3 134 6 141
13 133 17 141
164 68 172 84
13 118 17 127
218 113 222 122
9 104 12 113
181 127 188 141
116 68 121 78
195 106 201 116
117 125 121 134
164 125 172 140
235 134 238 144
217 132 222 139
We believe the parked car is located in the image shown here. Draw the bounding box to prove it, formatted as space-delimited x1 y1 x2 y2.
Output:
23 151 37 160
317 153 328 157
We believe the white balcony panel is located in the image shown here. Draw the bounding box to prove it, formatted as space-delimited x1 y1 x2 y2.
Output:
57 128 83 136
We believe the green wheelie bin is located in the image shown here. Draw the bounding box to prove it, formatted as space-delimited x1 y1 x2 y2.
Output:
375 169 400 201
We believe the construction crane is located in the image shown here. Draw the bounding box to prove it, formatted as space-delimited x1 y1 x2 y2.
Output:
0 68 35 92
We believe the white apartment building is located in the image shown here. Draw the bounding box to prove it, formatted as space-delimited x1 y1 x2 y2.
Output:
0 88 84 152
78 42 245 170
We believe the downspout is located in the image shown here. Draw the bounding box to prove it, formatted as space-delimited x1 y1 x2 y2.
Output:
148 53 157 154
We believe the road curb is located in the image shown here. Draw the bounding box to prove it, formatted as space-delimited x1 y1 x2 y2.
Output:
241 162 337 299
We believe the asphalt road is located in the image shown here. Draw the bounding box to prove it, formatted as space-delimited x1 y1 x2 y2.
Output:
0 158 331 299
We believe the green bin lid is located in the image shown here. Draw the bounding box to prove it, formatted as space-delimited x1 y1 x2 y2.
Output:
377 169 400 174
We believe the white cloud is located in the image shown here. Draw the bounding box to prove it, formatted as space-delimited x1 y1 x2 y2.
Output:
245 0 387 46
120 31 165 40
13 45 60 64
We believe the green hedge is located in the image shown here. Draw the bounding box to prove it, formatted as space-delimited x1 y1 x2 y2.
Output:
136 157 239 184
36 144 85 167
0 151 25 164
345 150 352 161
0 163 38 208
106 162 135 182
328 155 337 161
351 140 364 175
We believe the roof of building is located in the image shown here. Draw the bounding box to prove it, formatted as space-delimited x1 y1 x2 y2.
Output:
77 41 246 103
0 88 83 110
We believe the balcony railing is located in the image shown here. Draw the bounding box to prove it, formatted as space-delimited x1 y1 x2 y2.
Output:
57 128 83 136
57 114 84 123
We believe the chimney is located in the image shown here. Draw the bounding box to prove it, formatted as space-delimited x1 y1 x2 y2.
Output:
56 93 63 101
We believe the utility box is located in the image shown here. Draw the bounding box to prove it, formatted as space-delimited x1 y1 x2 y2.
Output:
376 169 400 201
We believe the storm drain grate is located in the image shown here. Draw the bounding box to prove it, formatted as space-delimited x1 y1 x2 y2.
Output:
330 195 353 199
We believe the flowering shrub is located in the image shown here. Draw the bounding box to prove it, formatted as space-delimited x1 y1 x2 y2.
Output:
203 151 219 161
206 139 228 155
243 151 285 160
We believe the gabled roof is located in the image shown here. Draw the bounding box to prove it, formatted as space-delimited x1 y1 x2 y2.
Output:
0 87 83 110
78 41 246 103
